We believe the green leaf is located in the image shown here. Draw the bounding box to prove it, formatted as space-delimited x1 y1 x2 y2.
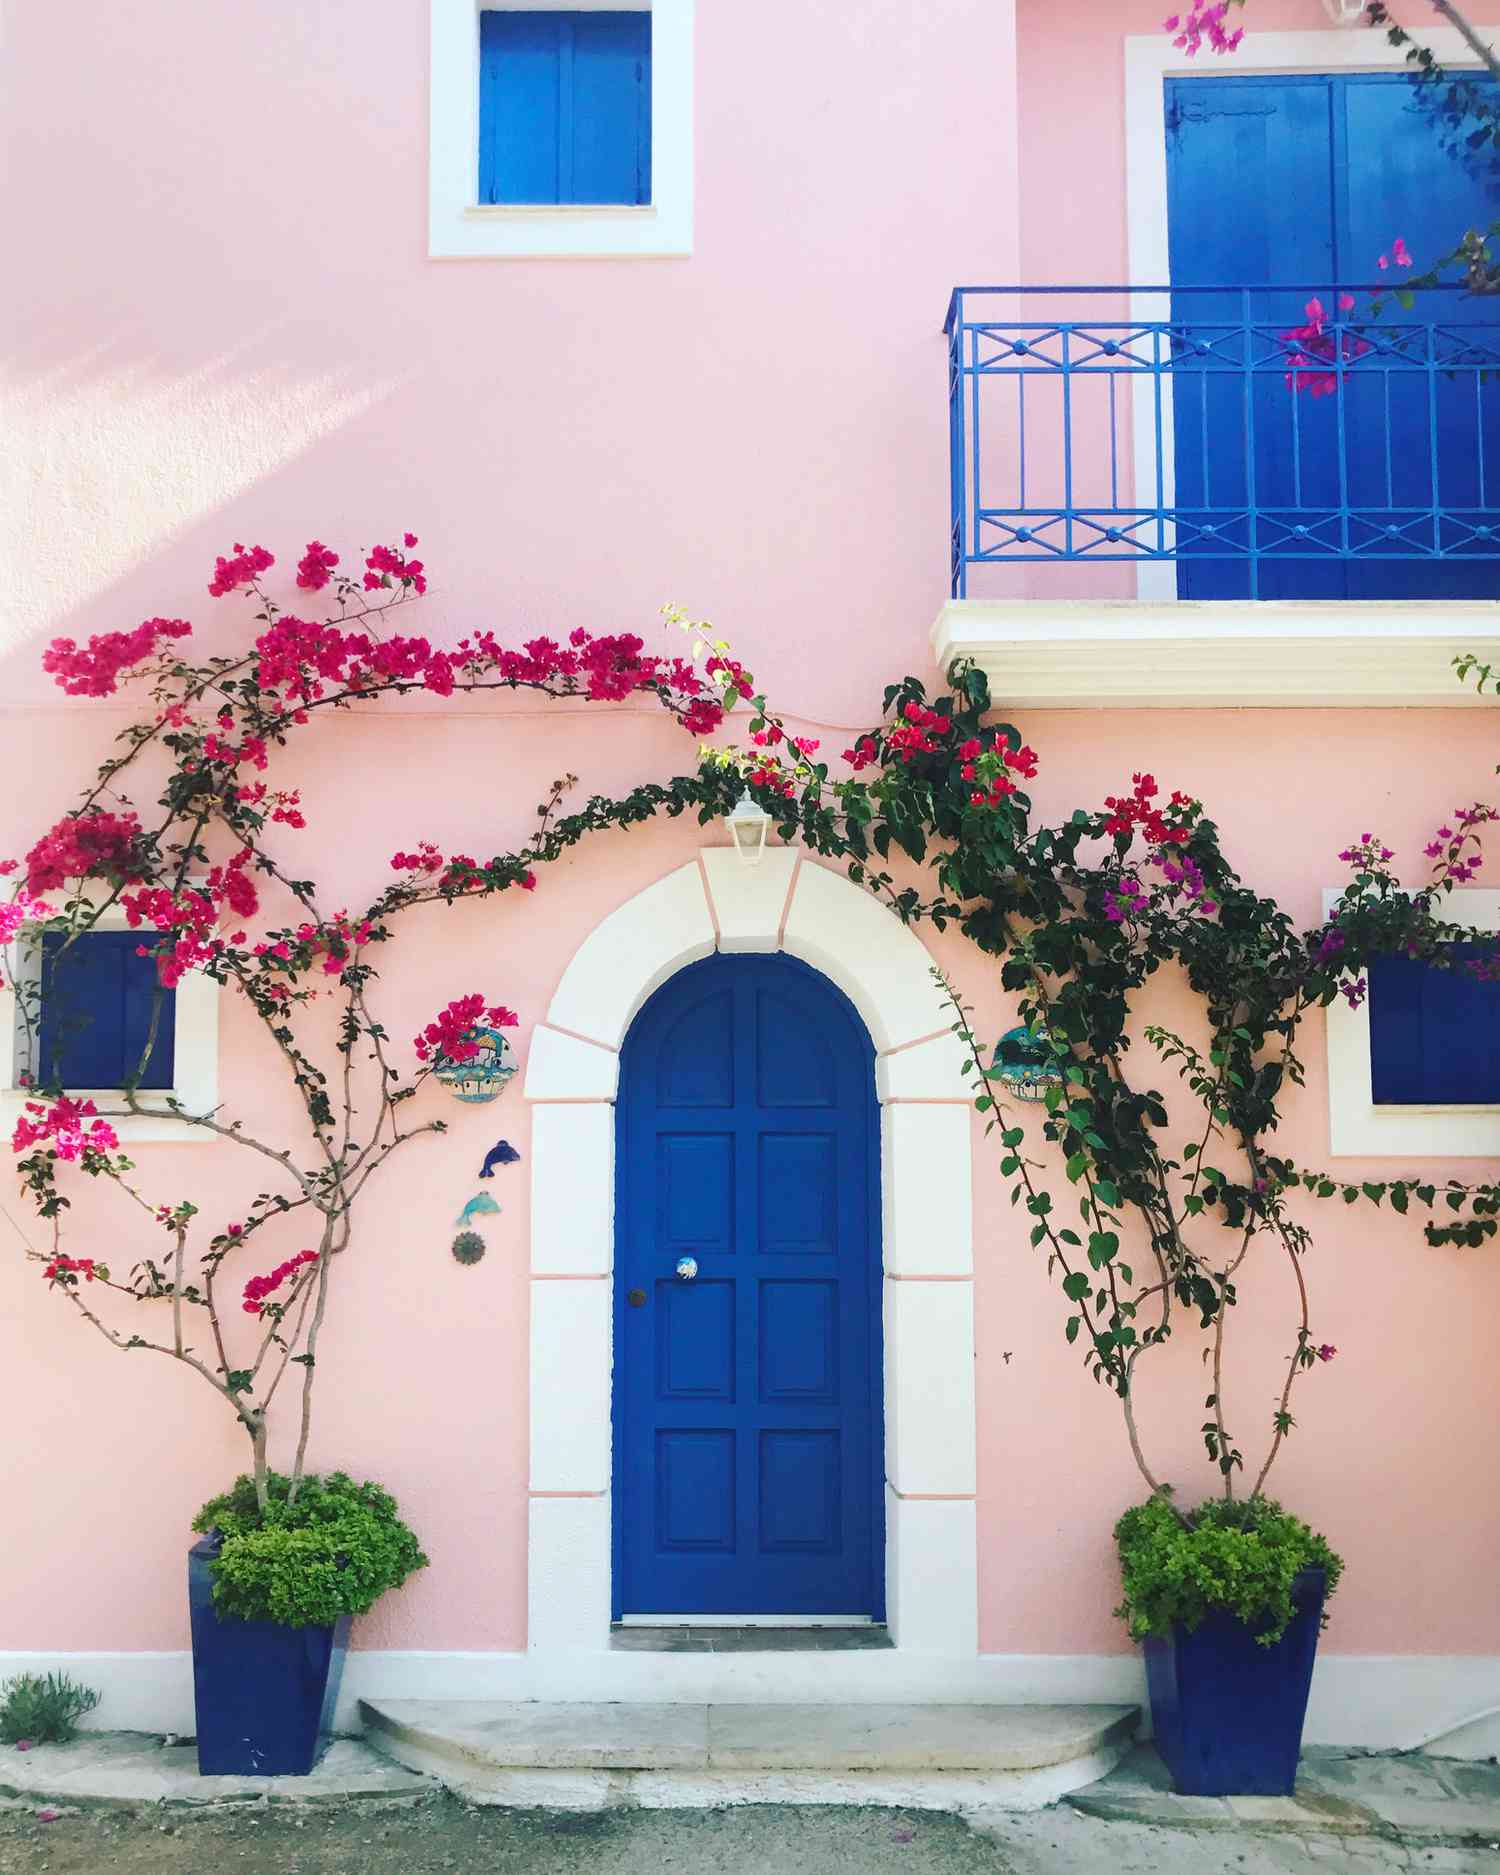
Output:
1062 1271 1091 1300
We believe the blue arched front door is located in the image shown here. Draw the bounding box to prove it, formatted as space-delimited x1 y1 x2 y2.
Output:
613 954 883 1619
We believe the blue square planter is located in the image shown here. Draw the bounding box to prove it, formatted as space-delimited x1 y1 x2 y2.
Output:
188 1537 350 1776
1142 1567 1326 1796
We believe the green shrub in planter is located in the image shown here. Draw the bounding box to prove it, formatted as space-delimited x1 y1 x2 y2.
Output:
192 1471 427 1629
1114 1494 1343 1647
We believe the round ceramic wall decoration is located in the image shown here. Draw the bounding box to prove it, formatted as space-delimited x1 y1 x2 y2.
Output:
432 1026 519 1104
451 1231 487 1266
991 1024 1065 1103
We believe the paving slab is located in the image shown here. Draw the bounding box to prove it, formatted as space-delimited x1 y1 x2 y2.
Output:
1071 1744 1500 1847
1301 1749 1457 1804
0 1734 429 1808
975 1806 1496 1873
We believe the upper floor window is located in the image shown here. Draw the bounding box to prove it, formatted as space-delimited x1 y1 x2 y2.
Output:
479 11 651 207
428 0 693 260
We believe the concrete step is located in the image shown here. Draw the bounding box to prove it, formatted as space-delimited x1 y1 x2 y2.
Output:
359 1698 1140 1813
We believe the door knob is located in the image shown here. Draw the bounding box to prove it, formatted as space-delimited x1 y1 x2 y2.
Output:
675 1256 698 1281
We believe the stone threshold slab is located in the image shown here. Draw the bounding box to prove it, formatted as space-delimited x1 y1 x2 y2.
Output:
359 1698 1138 1775
609 1625 896 1653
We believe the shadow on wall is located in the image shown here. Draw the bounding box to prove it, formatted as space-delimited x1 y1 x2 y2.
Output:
0 325 403 669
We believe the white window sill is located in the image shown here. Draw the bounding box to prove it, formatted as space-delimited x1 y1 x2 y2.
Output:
932 600 1500 710
463 203 659 219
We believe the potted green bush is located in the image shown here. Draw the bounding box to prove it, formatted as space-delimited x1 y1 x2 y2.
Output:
1114 1495 1343 1794
188 1473 426 1775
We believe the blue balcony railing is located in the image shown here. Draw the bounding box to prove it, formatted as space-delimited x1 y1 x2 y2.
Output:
945 285 1500 601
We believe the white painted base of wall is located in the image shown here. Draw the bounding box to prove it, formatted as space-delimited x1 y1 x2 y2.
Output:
11 1650 1497 1759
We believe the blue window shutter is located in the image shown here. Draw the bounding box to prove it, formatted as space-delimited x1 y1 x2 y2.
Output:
39 931 176 1091
479 11 650 207
570 13 651 206
480 12 564 206
1368 945 1500 1105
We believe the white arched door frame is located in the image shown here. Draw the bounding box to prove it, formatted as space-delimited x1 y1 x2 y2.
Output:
523 847 979 1684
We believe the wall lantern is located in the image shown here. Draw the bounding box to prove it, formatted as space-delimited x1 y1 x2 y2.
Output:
1321 0 1367 23
726 792 771 867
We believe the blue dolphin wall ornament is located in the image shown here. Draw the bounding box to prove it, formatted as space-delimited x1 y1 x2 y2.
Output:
479 1140 521 1178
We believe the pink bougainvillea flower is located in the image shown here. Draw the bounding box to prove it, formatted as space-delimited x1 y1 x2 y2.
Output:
1316 1344 1338 1362
414 995 519 1065
207 542 274 598
242 1250 320 1316
42 617 192 697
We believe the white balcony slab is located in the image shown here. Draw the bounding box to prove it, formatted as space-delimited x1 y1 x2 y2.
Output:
933 599 1500 709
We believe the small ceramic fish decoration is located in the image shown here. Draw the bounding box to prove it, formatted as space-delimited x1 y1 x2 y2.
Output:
478 1139 521 1179
455 1192 502 1229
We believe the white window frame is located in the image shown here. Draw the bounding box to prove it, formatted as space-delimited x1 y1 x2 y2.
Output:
1122 26 1493 602
1322 886 1500 1156
0 902 220 1146
429 0 694 259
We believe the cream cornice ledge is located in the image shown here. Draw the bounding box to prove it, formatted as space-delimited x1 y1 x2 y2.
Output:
932 600 1500 709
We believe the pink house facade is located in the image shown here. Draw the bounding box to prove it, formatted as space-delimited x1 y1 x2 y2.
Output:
5 0 1500 1758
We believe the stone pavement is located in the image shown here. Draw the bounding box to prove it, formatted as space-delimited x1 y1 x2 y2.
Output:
1 1732 1498 1874
1069 1742 1500 1848
0 1732 427 1807
0 1787 1496 1874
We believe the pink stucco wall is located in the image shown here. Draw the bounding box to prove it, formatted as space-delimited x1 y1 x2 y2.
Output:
4 0 1499 1675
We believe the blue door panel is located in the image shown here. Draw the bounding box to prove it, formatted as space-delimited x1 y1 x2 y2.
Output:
1167 71 1500 600
615 955 882 1618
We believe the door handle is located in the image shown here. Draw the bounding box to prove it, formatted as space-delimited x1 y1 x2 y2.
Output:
675 1256 698 1281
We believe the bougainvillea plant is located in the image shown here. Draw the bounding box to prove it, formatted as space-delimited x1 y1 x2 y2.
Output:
687 634 1500 1517
9 542 1499 1547
3 536 743 1510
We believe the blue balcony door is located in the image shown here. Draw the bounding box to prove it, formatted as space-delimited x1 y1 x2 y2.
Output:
1166 71 1500 600
613 954 883 1620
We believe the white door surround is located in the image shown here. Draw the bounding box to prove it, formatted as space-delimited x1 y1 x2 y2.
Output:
523 846 980 1679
